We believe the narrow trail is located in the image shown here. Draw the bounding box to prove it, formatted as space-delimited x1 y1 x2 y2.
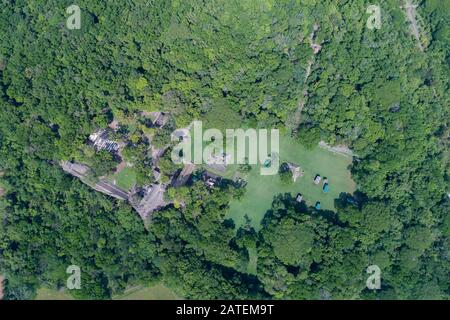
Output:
293 24 321 133
293 88 308 133
402 0 424 51
0 275 4 300
295 59 313 124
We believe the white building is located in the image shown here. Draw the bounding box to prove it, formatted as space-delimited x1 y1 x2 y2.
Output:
89 129 119 152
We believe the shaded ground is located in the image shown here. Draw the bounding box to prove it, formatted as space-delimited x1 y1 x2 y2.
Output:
0 275 4 300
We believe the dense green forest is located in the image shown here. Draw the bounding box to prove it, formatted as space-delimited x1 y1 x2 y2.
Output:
0 0 448 299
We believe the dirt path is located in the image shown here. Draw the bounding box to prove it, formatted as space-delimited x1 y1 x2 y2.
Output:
318 141 356 159
402 0 424 51
95 180 129 200
0 275 4 300
293 90 308 132
293 25 322 132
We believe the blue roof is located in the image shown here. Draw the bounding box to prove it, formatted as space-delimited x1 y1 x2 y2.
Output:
323 183 329 193
315 202 321 210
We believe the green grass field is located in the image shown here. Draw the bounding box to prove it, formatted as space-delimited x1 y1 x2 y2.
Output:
35 283 180 300
247 247 258 275
35 287 74 300
225 134 355 230
114 166 136 191
114 284 181 300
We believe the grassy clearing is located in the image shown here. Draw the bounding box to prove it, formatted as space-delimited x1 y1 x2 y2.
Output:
114 284 181 300
35 283 180 300
184 126 354 229
114 166 136 191
247 247 258 275
225 134 355 230
35 287 74 300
